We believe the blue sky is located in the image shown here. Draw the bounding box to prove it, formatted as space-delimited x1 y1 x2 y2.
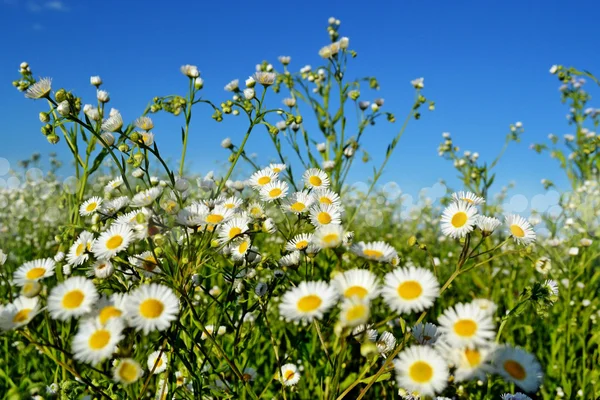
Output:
1 0 599 202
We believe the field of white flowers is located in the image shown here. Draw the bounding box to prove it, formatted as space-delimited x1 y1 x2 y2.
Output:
2 17 599 400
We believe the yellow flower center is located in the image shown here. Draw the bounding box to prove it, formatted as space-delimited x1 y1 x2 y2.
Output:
461 197 474 204
143 256 157 271
453 319 477 337
510 224 525 238
119 362 139 383
322 234 339 244
99 306 122 325
85 202 97 212
224 203 235 209
345 304 367 322
284 370 295 381
397 281 422 300
250 207 261 216
229 227 242 239
317 212 332 224
139 299 164 319
206 214 224 224
363 249 384 259
238 241 249 254
409 361 433 383
320 197 332 205
106 235 123 250
257 176 271 185
75 243 85 257
290 202 306 212
451 212 468 228
272 167 282 173
503 360 526 380
295 240 309 250
13 308 31 324
25 267 46 280
297 295 322 312
464 348 481 367
269 188 282 198
88 329 111 350
344 286 368 299
62 290 85 309
309 176 322 186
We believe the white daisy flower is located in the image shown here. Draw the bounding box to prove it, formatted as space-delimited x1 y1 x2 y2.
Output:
91 294 128 326
218 216 251 243
476 215 501 235
72 318 124 365
339 297 370 328
303 168 330 189
229 237 252 260
280 363 300 386
437 302 495 349
67 236 91 266
351 241 397 263
129 251 161 277
393 345 449 397
440 201 478 239
0 250 6 265
91 223 134 260
47 276 99 320
312 188 342 206
125 284 179 335
492 345 542 393
247 201 265 219
220 196 243 210
101 112 123 132
260 180 289 202
224 79 239 92
100 196 130 216
147 350 168 374
13 258 55 286
309 203 342 227
253 71 276 86
25 78 52 99
281 191 314 214
279 251 301 267
176 203 209 227
0 296 40 330
505 214 536 245
312 225 345 248
449 345 494 382
92 259 115 279
104 177 124 193
268 163 287 173
534 256 552 274
113 358 143 385
135 116 154 131
411 322 441 345
332 268 379 301
285 233 314 252
382 267 440 314
130 187 162 208
279 281 338 322
471 299 498 316
376 331 397 355
204 204 234 226
452 191 485 206
79 196 103 216
249 169 279 189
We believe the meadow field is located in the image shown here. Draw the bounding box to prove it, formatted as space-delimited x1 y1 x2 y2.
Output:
1 17 599 400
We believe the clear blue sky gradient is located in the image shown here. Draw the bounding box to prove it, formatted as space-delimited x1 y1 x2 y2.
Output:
1 0 599 200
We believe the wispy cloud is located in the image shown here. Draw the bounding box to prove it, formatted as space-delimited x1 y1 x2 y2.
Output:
8 0 70 12
45 0 68 11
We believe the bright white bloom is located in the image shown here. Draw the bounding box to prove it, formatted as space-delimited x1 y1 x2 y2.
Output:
220 196 244 210
312 225 345 249
447 345 494 382
90 76 102 86
410 77 425 89
125 284 179 334
249 169 279 189
0 296 40 330
492 345 543 393
147 350 168 374
471 299 498 316
25 78 52 99
351 241 397 263
224 79 239 92
376 331 397 355
303 168 330 189
101 112 123 132
452 191 485 206
476 215 501 235
280 364 300 386
72 318 123 365
228 237 253 260
135 116 154 131
309 203 343 227
260 180 289 202
505 214 536 245
204 204 234 226
79 196 103 217
412 322 441 345
13 258 56 286
282 191 314 214
393 345 449 397
218 216 250 243
382 267 440 314
104 176 124 193
285 233 313 252
438 302 495 348
180 64 199 78
47 277 99 320
113 358 143 385
279 251 301 267
131 187 162 208
312 188 342 206
279 281 338 322
440 201 478 239
0 250 7 265
91 223 134 260
253 71 276 86
332 269 379 301
339 297 370 328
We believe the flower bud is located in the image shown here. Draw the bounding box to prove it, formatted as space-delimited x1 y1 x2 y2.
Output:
118 144 130 152
47 134 60 144
55 89 67 103
90 76 102 86
39 112 50 123
194 77 204 89
243 88 255 100
221 138 233 149
57 100 70 116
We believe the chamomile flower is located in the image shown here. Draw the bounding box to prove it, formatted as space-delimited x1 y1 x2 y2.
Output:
438 302 495 348
93 259 115 279
67 237 90 266
505 214 536 245
471 299 498 316
25 78 52 99
269 163 287 173
130 251 161 277
303 168 330 189
104 177 124 193
476 215 501 235
101 112 123 132
229 237 252 260
176 203 209 227
534 256 552 274
0 296 40 330
452 191 485 206
285 233 313 252
72 318 123 365
260 180 289 202
91 223 134 260
332 269 379 301
247 201 265 219
131 187 162 208
449 345 494 382
351 241 397 263
279 251 301 267
382 267 440 314
220 196 243 210
309 203 342 227
13 258 55 286
280 364 300 386
126 284 179 334
249 169 279 189
376 331 397 355
312 225 344 248
312 188 342 206
393 345 449 397
339 297 370 328
282 191 314 214
79 196 103 216
218 216 251 243
492 345 542 393
100 196 130 216
92 294 128 325
135 116 154 130
48 276 99 320
113 358 143 385
147 350 168 374
440 201 478 239
204 204 234 226
279 281 338 322
412 322 441 345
